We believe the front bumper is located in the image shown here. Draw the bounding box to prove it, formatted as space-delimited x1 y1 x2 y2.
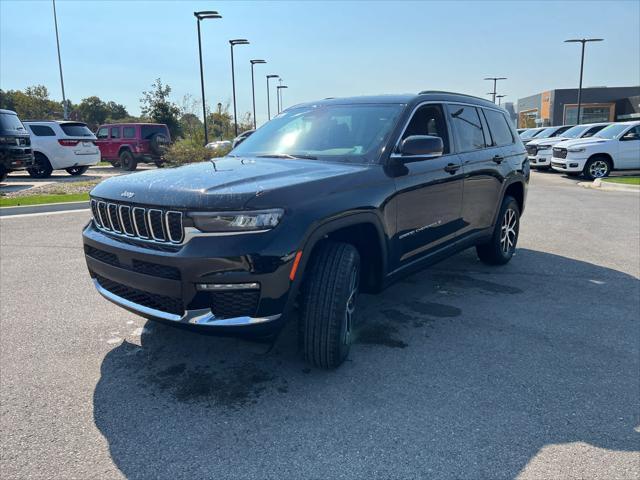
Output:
551 157 585 173
1 148 34 171
528 151 552 167
83 221 295 334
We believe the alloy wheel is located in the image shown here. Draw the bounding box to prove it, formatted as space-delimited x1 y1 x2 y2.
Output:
500 208 518 254
589 160 609 178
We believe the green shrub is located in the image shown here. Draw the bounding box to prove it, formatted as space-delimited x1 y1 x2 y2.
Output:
164 138 227 167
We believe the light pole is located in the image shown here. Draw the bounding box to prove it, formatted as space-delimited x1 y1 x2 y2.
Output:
277 85 288 113
52 0 68 119
229 39 249 137
484 77 507 103
564 38 603 124
496 94 506 106
250 59 266 129
266 74 279 121
194 10 222 145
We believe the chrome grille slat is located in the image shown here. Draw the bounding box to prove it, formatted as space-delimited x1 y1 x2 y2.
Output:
90 200 184 245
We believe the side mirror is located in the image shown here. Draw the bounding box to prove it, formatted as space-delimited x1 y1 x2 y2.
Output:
399 135 444 159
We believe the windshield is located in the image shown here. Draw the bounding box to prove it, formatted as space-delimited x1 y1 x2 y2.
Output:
231 104 404 163
60 123 94 137
0 112 26 132
535 127 561 139
559 125 592 139
520 128 542 139
595 123 631 139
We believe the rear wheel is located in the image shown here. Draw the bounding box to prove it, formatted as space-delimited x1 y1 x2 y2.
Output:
583 156 611 180
108 160 121 168
27 153 53 179
300 242 360 369
476 196 520 265
154 160 164 168
120 150 137 171
0 165 8 182
65 166 89 176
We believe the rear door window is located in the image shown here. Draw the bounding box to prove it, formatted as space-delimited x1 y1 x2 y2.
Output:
29 125 56 136
483 109 514 146
110 127 121 139
123 126 136 139
448 105 486 152
60 123 93 137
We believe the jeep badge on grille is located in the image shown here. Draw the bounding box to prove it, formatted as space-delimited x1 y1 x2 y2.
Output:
120 191 135 199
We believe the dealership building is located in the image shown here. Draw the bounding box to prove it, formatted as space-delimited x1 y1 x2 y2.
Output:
517 86 640 127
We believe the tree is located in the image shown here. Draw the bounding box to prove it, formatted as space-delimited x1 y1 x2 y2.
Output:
208 102 233 141
0 85 62 119
75 96 109 129
105 101 128 121
140 78 181 138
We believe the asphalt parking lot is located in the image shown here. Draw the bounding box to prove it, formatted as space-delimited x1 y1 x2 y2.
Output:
1 171 639 479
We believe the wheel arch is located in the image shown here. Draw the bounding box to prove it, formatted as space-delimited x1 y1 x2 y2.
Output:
587 152 614 169
118 145 134 156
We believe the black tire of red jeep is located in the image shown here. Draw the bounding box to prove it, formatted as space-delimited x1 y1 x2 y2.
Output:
149 133 170 156
27 153 53 179
300 242 360 369
476 195 520 265
120 150 137 171
109 160 121 168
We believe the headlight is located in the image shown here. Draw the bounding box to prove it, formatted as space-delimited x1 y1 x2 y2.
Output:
568 147 586 153
188 209 284 233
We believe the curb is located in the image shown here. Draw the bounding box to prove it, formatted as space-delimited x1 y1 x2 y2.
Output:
579 179 640 192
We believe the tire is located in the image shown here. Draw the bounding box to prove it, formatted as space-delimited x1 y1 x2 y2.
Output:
583 156 611 180
120 150 137 171
300 242 360 369
154 160 165 168
108 160 121 168
65 166 89 176
476 195 520 265
27 153 53 179
149 133 170 156
0 165 8 182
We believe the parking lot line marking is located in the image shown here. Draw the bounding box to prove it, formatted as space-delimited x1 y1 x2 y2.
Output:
0 209 90 220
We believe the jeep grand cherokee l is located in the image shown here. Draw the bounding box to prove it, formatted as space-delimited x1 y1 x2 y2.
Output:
83 91 528 369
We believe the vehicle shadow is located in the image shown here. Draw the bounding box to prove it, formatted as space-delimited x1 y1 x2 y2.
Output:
93 248 639 479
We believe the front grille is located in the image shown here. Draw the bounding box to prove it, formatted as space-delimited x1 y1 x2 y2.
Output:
91 199 184 244
526 145 537 156
209 290 260 319
95 274 184 316
553 147 567 159
85 245 181 280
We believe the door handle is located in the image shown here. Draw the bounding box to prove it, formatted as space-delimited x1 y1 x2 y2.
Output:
492 155 504 164
444 163 460 174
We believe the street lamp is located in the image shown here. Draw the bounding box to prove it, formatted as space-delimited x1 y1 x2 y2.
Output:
496 94 507 106
229 39 250 137
564 38 604 124
194 10 222 145
277 85 288 113
484 77 507 103
266 74 279 121
250 59 266 129
52 0 68 119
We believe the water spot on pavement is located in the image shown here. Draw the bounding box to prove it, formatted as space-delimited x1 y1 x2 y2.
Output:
406 300 461 318
355 322 408 349
433 272 522 294
381 309 417 324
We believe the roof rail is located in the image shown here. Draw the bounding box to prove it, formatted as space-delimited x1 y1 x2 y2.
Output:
418 90 490 102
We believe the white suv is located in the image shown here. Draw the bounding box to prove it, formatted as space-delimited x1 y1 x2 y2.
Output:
527 122 610 170
551 121 640 180
23 121 100 178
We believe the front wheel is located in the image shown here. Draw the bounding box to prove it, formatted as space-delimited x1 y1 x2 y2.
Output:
0 165 7 182
27 153 53 179
476 196 520 265
583 156 611 180
65 166 89 176
300 242 360 369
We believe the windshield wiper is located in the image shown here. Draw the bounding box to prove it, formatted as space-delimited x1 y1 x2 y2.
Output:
257 153 318 160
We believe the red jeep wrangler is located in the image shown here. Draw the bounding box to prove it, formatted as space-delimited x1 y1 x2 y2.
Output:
95 123 170 171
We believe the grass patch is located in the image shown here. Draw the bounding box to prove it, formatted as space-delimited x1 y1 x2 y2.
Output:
97 161 112 167
0 193 89 207
602 176 640 185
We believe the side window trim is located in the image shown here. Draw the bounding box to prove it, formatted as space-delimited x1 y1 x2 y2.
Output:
478 108 494 147
390 101 454 157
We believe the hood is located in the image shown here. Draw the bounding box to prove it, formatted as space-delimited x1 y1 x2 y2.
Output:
553 137 609 149
528 137 567 147
90 156 369 210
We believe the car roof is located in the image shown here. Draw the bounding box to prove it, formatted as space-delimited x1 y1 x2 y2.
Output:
99 123 167 127
289 91 499 110
0 109 18 115
23 120 88 125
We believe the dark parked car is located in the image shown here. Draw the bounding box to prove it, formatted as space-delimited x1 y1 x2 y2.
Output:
83 91 528 369
0 109 34 182
95 123 170 171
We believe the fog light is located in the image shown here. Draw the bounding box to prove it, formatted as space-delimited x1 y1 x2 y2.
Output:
196 283 259 291
570 163 579 168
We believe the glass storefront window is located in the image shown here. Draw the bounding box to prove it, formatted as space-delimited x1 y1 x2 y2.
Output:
565 105 612 124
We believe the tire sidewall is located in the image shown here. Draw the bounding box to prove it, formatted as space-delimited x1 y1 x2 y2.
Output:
120 151 137 171
28 153 53 178
584 157 611 180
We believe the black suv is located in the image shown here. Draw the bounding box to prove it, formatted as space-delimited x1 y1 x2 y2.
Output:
0 109 34 182
83 92 528 369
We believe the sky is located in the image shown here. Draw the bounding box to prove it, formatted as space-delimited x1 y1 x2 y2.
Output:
1 0 639 126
